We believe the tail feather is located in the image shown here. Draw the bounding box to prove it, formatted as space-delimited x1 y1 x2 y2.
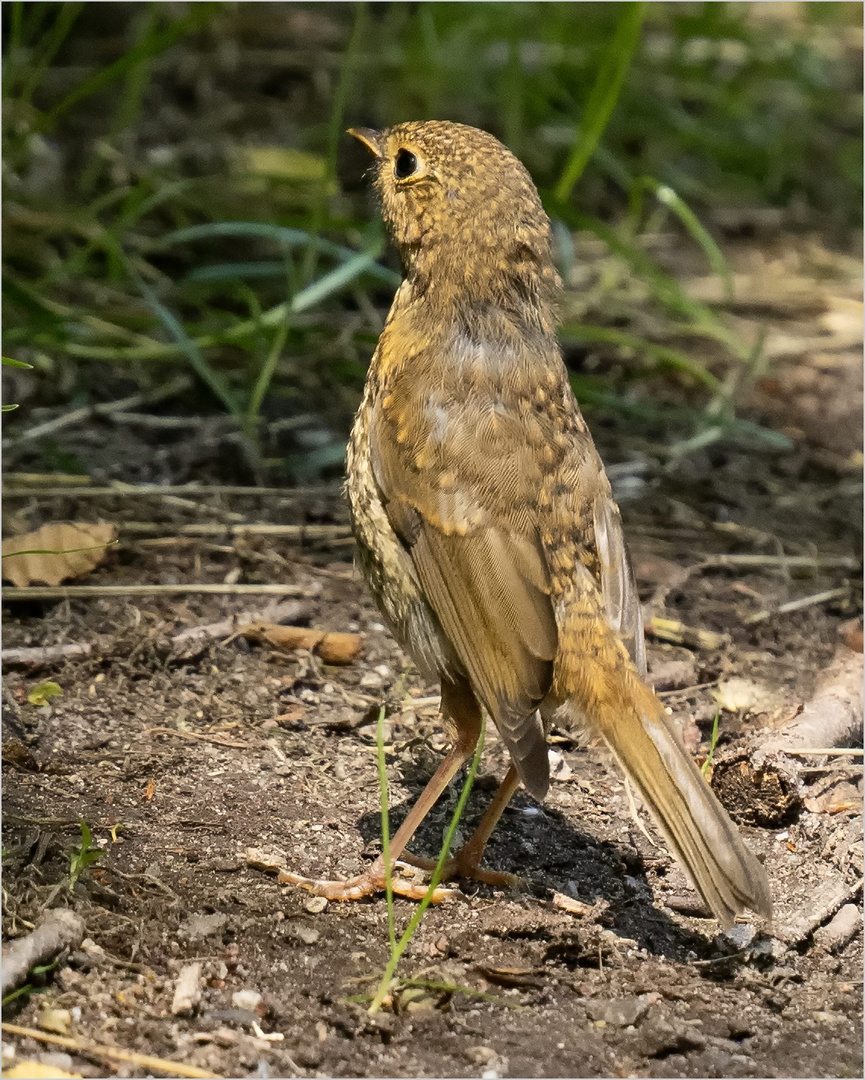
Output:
553 573 772 928
595 672 772 928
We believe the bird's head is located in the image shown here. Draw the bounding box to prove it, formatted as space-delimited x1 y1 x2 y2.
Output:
349 121 558 310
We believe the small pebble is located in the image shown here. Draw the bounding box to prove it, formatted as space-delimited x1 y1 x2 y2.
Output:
231 989 262 1012
37 1008 71 1036
304 896 328 914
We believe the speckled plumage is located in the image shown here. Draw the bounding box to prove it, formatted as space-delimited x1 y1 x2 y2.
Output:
304 122 771 925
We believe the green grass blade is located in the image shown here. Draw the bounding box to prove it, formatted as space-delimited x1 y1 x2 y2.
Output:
127 264 242 418
11 1 85 106
369 718 486 1015
185 262 289 284
289 245 384 313
376 705 396 952
554 2 647 203
245 312 290 437
559 324 722 391
647 180 734 303
44 4 219 127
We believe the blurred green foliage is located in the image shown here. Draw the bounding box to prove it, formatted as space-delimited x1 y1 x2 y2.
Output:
2 1 861 480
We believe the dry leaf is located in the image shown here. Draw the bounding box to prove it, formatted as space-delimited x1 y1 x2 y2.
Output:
713 677 777 713
2 523 117 587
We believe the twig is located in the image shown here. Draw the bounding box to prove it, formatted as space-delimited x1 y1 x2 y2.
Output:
118 522 352 539
1 600 313 668
2 643 92 668
2 583 309 601
170 598 310 651
242 624 363 664
108 412 211 430
784 748 863 757
0 1022 222 1079
647 616 727 650
1 376 191 450
4 482 341 499
656 679 719 698
1 909 85 995
744 587 851 625
698 554 860 572
146 727 249 749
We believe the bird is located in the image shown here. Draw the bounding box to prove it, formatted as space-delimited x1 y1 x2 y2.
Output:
286 120 772 928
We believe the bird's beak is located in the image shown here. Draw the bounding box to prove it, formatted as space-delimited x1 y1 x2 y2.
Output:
347 127 385 159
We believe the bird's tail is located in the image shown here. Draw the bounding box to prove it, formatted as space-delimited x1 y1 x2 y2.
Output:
554 593 772 929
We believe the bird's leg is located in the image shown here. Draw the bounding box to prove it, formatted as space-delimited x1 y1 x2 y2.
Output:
283 678 482 901
402 764 523 888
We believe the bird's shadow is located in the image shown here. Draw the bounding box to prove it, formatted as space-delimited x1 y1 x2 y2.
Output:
355 771 724 965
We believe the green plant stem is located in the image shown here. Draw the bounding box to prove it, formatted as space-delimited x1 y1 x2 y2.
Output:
245 312 289 439
369 718 486 1015
558 324 722 391
376 706 396 952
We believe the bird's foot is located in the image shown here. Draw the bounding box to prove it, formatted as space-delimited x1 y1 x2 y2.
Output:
401 848 524 891
278 861 453 903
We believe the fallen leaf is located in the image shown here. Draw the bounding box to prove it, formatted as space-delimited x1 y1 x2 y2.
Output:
713 677 776 713
28 680 63 707
2 523 117 587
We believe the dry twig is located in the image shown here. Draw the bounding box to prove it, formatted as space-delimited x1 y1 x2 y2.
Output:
0 1022 222 1079
1 909 85 996
2 583 308 601
146 727 249 749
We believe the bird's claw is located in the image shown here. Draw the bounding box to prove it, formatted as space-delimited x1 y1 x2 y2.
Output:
278 864 453 903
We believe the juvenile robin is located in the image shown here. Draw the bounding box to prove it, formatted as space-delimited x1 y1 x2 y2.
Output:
288 121 772 927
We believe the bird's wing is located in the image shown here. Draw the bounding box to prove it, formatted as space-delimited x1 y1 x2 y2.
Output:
592 492 646 677
369 336 561 800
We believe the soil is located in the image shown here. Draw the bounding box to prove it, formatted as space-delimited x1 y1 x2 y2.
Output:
3 261 863 1077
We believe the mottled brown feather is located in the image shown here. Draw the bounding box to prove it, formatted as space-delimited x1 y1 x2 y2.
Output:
346 120 772 926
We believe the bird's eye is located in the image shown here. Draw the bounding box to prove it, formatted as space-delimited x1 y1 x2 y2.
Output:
394 149 419 180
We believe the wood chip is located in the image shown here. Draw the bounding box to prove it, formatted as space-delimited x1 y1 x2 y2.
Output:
171 962 202 1015
552 892 596 916
242 623 363 664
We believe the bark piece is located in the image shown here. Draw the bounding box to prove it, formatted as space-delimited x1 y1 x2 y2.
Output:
171 962 202 1015
242 623 363 664
1 909 85 995
772 874 861 945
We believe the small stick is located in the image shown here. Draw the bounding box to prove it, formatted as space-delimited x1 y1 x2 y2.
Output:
1 909 85 995
783 748 863 757
0 1022 222 1079
744 587 850 625
647 616 727 651
146 727 249 749
3 482 340 499
2 583 308 601
698 554 859 572
2 643 92 668
2 376 190 450
2 600 312 668
243 624 363 664
119 522 352 539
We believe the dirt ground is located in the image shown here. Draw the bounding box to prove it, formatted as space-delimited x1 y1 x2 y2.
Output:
3 231 864 1078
